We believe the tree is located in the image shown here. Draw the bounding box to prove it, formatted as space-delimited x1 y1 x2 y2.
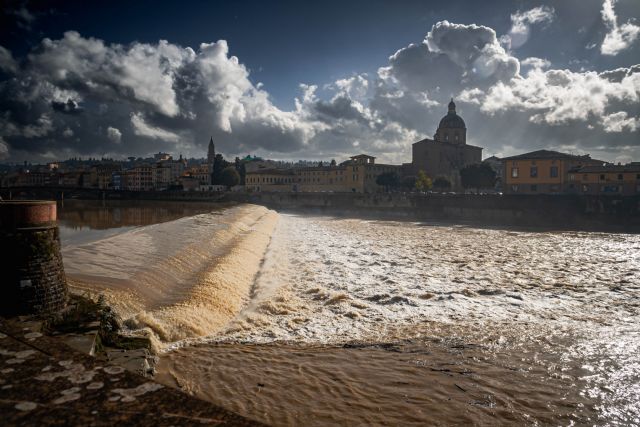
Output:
433 176 452 191
234 156 246 185
375 172 399 191
330 159 337 167
400 176 416 191
221 166 240 188
459 163 496 193
415 170 432 192
212 154 231 185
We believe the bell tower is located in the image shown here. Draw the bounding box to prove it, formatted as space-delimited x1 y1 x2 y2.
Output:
207 137 215 164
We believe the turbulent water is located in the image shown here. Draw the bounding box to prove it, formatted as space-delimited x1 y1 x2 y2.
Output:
59 202 640 426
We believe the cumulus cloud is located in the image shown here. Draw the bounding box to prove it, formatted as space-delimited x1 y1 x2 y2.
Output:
0 32 320 160
0 14 638 164
500 6 555 50
600 0 640 55
130 113 181 142
520 57 551 71
460 67 639 124
107 126 122 143
602 111 640 132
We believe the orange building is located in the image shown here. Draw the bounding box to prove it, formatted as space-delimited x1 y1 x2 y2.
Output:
569 164 640 195
502 150 604 194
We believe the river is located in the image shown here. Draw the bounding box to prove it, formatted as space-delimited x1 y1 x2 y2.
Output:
57 200 640 426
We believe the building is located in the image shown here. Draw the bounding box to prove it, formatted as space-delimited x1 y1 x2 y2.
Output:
125 165 154 191
189 163 212 185
410 99 482 189
568 164 640 195
89 164 122 189
153 152 171 161
246 169 296 192
245 154 401 193
502 150 605 194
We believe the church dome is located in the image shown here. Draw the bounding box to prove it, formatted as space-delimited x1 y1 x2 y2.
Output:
438 99 466 130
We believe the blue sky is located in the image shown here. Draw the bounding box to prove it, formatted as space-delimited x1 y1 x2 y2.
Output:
1 0 639 163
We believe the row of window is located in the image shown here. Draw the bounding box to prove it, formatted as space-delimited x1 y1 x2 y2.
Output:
511 166 559 178
569 173 640 181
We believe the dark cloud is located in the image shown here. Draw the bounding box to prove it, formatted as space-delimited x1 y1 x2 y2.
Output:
0 5 638 164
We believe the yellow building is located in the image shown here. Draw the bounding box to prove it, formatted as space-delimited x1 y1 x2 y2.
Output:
245 154 400 193
569 164 640 195
502 150 604 194
245 169 296 192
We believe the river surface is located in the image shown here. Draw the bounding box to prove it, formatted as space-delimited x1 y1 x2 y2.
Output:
58 200 640 426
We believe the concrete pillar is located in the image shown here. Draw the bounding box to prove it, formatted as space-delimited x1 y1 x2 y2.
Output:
0 201 68 316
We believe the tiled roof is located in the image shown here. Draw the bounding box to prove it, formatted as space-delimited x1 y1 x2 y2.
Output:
502 150 595 161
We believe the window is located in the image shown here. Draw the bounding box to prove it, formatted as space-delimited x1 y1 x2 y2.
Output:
618 174 623 181
550 166 559 178
600 174 605 180
511 167 519 178
530 166 538 178
583 174 588 181
530 184 537 192
568 174 575 181
511 184 519 192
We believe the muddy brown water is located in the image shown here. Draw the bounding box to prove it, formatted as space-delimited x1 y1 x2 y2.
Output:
58 201 640 426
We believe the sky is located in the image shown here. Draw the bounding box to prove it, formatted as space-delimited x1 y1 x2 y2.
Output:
0 0 639 164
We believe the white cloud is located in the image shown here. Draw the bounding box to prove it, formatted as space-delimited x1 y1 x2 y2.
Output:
460 66 640 132
131 113 180 142
30 32 188 117
602 111 640 132
520 57 551 70
107 126 122 143
501 6 555 49
600 0 640 55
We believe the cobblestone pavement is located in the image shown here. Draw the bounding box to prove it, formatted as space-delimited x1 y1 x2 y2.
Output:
0 319 262 426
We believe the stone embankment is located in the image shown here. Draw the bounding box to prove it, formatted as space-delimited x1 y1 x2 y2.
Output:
232 192 640 232
3 187 638 231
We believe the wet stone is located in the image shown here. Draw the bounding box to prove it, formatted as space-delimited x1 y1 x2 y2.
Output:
0 318 262 426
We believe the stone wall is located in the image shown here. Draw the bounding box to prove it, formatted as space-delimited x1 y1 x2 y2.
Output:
0 201 68 316
229 192 640 232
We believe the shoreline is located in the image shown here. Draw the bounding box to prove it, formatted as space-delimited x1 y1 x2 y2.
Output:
3 186 639 233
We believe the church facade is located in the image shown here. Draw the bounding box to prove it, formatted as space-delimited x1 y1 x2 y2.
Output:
409 100 482 189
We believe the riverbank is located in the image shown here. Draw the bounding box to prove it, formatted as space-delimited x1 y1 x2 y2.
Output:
0 314 261 426
7 199 638 425
4 186 639 232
